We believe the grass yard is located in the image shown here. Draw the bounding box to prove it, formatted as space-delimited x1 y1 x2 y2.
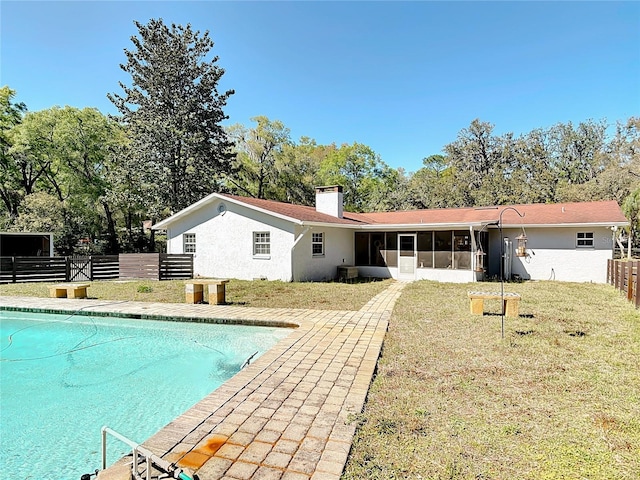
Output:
342 280 640 480
0 278 392 311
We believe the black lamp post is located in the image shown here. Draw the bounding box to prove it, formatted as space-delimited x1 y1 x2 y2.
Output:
497 207 525 339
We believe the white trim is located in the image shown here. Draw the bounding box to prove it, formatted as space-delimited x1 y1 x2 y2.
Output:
398 233 417 281
311 232 325 257
153 193 305 230
495 222 628 229
183 232 196 253
253 231 271 256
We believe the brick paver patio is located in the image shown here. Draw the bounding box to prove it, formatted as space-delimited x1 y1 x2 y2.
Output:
0 281 406 479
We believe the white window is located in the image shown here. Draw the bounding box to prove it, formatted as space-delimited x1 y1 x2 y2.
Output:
312 232 324 256
184 233 196 253
253 232 270 255
576 232 594 247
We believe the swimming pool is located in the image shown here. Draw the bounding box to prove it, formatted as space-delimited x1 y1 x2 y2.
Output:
0 310 290 480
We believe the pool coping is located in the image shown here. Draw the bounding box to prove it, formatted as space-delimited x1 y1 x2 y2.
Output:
0 281 406 480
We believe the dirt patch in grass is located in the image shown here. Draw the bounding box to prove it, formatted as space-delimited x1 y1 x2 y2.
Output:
0 278 392 311
343 280 640 480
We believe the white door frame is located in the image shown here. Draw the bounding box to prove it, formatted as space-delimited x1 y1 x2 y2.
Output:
398 233 416 281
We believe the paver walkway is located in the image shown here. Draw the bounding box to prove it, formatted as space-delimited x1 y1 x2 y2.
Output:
0 281 406 480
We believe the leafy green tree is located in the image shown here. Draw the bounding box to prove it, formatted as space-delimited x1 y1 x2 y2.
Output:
275 138 335 205
407 155 466 209
318 142 389 212
227 116 291 199
12 191 65 238
0 86 27 222
55 107 125 252
108 18 235 213
445 120 499 182
512 129 559 203
7 106 125 252
103 138 161 252
549 120 607 185
364 167 415 212
622 188 640 256
443 119 527 207
9 108 68 202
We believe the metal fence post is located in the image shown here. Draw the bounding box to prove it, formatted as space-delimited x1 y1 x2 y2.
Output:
65 256 71 282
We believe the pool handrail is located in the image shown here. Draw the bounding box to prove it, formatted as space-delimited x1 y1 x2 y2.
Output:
101 426 195 480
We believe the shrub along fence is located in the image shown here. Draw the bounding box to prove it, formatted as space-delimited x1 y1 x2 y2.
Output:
0 254 193 284
607 259 640 308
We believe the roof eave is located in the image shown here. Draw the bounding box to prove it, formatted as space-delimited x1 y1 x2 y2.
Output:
495 221 629 228
301 221 362 228
358 222 486 230
152 193 304 230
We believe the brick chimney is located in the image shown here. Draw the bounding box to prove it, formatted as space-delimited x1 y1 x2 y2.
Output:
315 186 343 219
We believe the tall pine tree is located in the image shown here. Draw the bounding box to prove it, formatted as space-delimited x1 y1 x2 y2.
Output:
109 19 235 214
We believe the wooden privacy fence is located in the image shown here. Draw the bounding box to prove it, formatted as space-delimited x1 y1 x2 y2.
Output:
0 254 192 284
119 253 193 280
607 259 640 308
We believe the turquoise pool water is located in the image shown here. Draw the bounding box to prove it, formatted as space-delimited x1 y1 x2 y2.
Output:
0 310 290 480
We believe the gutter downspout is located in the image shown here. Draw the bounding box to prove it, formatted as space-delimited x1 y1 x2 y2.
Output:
290 226 310 282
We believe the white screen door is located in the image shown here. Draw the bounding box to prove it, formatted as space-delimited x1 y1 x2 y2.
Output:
398 234 416 280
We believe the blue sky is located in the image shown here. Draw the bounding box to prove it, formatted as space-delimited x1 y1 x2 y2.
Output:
1 1 639 173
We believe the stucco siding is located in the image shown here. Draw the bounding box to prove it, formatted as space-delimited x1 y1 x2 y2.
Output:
357 265 473 283
489 227 614 283
166 200 295 281
291 226 354 281
416 268 475 283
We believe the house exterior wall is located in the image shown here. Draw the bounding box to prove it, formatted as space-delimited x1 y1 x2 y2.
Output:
291 226 354 281
488 226 615 283
416 267 475 283
159 195 622 285
357 265 474 283
165 200 296 281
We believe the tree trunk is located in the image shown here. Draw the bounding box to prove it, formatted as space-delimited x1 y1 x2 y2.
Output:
102 201 120 254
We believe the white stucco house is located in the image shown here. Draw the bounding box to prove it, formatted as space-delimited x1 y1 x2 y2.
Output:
152 186 628 283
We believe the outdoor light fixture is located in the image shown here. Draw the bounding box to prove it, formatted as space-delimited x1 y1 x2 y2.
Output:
515 233 528 257
475 247 486 272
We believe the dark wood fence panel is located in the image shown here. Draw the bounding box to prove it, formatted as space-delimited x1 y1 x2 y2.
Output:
0 257 67 283
119 253 160 279
159 253 193 280
608 259 640 308
0 254 189 283
91 255 119 280
0 257 14 283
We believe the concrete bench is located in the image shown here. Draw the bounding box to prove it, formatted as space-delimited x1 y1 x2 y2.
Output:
468 291 521 317
49 283 90 299
185 279 230 305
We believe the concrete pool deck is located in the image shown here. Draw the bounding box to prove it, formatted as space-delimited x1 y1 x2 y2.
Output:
0 281 406 480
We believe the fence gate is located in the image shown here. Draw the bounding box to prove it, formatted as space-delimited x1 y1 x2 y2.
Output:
69 256 92 281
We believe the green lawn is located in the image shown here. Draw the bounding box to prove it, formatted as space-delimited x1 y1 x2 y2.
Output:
0 278 392 311
3 277 638 478
342 280 640 480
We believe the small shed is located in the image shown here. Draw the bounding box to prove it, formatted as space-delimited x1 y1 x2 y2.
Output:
0 232 54 257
